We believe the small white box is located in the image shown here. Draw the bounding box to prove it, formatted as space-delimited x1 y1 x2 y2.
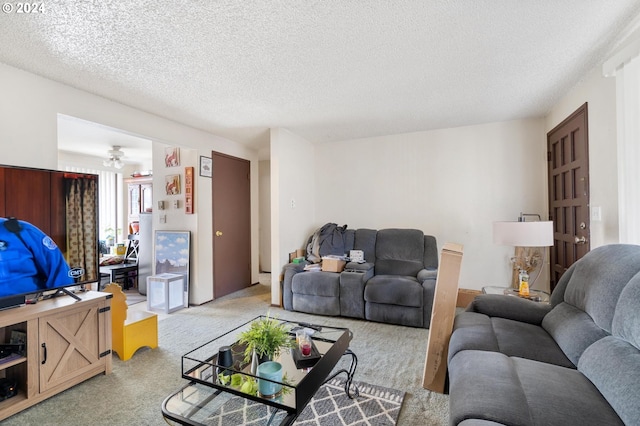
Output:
349 250 364 262
147 273 186 314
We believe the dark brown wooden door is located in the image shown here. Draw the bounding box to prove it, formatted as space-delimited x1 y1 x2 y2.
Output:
547 103 590 292
211 151 251 298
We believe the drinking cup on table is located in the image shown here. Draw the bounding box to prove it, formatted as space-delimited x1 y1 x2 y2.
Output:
298 333 312 357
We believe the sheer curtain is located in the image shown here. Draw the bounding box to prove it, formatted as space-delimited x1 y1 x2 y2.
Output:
609 53 640 244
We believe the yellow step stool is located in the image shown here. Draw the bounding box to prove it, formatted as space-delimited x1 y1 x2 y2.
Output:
103 283 158 361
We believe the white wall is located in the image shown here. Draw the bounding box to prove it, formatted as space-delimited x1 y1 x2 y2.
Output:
546 66 619 248
310 118 548 291
270 128 316 304
0 63 259 305
259 160 272 272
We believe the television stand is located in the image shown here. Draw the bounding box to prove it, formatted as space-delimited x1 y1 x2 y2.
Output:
0 291 112 421
54 287 82 301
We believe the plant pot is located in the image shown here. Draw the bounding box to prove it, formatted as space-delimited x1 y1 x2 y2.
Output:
250 351 272 375
257 361 283 398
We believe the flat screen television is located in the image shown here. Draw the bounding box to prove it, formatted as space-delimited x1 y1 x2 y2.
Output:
0 164 99 309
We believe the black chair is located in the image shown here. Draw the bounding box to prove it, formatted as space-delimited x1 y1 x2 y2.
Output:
99 235 139 290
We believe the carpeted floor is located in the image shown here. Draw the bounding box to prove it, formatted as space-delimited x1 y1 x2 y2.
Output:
3 282 449 425
123 288 146 306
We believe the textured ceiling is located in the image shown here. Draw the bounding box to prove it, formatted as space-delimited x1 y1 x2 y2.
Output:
2 1 640 151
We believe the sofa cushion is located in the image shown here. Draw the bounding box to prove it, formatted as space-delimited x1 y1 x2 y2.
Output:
364 275 422 307
291 272 340 297
449 350 625 426
375 229 425 276
365 302 423 327
449 312 574 368
541 302 609 366
578 337 640 426
292 294 340 316
611 270 640 349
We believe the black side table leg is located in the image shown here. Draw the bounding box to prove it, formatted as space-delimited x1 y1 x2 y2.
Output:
323 349 359 398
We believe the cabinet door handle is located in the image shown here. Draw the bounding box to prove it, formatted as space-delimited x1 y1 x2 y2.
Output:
41 343 47 365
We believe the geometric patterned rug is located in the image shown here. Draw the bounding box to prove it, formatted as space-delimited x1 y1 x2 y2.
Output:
200 378 405 425
294 378 405 425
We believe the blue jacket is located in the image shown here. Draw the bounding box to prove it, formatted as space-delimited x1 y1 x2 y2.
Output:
0 218 73 297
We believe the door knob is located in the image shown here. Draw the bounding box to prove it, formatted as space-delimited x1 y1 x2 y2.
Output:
575 236 587 244
215 231 223 237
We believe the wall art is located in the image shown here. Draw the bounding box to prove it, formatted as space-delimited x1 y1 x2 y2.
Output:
165 174 181 195
165 147 180 167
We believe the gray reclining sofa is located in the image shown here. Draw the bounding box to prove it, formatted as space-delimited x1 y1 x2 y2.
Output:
282 228 438 328
447 244 640 425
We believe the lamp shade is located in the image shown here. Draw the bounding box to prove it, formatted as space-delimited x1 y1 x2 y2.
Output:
493 221 554 247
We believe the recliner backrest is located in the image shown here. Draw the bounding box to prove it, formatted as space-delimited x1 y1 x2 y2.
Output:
375 229 425 276
559 244 640 333
543 244 640 366
577 270 640 425
352 228 377 264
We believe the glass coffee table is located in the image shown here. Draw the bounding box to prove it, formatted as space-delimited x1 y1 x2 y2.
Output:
162 316 358 425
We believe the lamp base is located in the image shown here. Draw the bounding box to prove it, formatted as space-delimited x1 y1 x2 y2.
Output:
510 247 542 289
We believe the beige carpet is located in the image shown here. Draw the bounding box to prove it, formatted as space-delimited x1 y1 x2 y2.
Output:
4 283 449 425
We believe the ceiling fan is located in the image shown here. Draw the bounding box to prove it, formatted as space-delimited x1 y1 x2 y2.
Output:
103 146 125 169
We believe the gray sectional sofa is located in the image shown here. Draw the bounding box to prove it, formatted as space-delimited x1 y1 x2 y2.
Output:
447 244 640 425
282 228 438 328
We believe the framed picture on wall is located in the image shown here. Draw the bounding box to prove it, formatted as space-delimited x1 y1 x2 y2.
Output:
165 174 181 195
165 147 180 167
199 156 212 177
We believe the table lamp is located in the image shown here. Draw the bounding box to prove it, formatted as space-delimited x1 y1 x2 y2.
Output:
493 213 554 294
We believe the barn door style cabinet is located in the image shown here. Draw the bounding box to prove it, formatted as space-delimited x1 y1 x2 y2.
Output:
0 292 112 421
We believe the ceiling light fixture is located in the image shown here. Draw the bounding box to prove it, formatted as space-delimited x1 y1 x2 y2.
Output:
103 146 125 169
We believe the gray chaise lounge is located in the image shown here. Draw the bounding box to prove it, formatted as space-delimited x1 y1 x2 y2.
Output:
282 228 438 328
447 244 640 425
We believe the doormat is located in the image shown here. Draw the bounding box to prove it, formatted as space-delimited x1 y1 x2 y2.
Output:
200 378 405 425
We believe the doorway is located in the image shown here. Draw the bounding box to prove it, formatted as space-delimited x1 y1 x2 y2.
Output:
211 151 251 298
547 103 590 292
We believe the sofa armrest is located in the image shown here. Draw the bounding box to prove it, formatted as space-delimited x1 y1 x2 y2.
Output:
283 261 307 273
339 267 372 319
417 268 437 282
345 261 374 272
466 294 552 325
282 262 307 310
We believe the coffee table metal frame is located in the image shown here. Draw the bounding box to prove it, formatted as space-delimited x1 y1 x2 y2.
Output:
162 315 358 426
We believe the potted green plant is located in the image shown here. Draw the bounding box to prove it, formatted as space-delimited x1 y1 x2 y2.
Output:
237 315 294 365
